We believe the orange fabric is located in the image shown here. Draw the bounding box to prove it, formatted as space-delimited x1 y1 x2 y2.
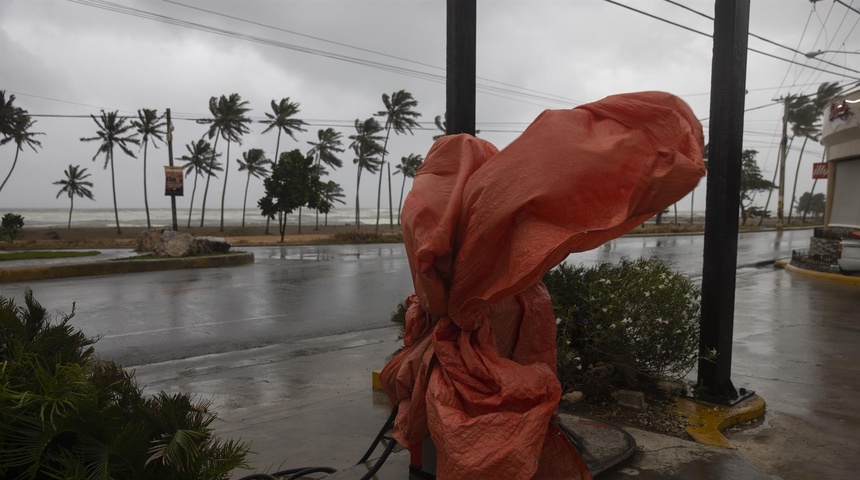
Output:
381 91 705 480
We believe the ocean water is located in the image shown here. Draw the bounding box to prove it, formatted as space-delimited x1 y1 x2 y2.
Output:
8 207 394 229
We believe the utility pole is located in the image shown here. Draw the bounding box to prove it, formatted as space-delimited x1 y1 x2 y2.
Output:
446 0 476 135
166 108 178 231
776 98 789 230
698 0 752 404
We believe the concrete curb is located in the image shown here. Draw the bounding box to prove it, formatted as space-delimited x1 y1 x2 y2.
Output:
775 259 860 286
0 252 255 283
671 395 766 449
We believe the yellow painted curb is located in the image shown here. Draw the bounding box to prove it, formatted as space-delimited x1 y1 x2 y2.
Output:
669 395 766 449
779 260 860 286
372 370 384 391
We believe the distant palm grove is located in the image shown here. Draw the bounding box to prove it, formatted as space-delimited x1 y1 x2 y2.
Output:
0 89 427 234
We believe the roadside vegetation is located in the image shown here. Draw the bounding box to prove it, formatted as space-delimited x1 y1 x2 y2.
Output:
0 290 250 479
390 257 706 438
0 250 99 261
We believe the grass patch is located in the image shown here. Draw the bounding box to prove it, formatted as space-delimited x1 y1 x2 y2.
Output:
115 251 246 261
320 231 403 244
0 250 100 261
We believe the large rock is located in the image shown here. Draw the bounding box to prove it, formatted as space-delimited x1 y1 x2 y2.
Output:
136 229 231 257
195 236 231 254
136 229 164 252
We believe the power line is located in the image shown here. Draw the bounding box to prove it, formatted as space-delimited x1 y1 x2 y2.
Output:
835 0 860 16
604 0 860 79
65 0 578 108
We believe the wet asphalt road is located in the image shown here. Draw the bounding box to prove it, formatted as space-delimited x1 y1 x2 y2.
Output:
0 229 816 367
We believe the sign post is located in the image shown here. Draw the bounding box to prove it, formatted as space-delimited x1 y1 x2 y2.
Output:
165 108 179 231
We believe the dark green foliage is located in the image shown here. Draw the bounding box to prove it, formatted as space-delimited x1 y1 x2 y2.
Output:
1 212 24 241
328 231 402 244
259 149 318 242
740 149 775 224
796 192 825 219
544 258 703 399
0 290 250 479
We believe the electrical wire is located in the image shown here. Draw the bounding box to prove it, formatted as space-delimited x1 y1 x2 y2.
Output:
234 405 400 480
604 0 860 80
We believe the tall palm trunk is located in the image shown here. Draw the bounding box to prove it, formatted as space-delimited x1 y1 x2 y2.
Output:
398 175 407 226
0 148 20 193
109 150 121 235
690 190 695 224
356 166 362 230
315 154 321 231
266 131 281 235
788 136 809 225
242 172 251 227
388 162 394 229
759 137 793 226
376 127 392 232
673 203 678 224
187 174 199 228
67 196 74 229
219 140 232 232
143 141 151 228
201 136 220 227
298 207 303 234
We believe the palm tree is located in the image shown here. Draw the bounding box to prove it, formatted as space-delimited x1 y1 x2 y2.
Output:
348 118 385 229
0 109 43 194
433 115 447 141
758 94 809 227
0 90 19 139
393 153 423 224
375 90 421 231
307 128 345 229
180 139 221 228
197 93 252 230
53 164 95 229
81 110 140 235
788 82 842 224
318 181 346 227
237 148 270 227
260 98 307 234
131 108 166 228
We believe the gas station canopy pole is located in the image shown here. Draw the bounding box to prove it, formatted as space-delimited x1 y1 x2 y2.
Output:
446 0 476 136
698 0 751 404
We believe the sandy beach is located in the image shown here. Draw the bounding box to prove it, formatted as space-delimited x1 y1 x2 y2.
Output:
0 224 402 250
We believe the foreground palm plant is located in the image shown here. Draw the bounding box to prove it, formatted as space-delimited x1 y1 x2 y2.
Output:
0 290 251 479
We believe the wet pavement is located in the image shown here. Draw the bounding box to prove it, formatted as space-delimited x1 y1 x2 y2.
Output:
4 230 860 478
128 264 860 479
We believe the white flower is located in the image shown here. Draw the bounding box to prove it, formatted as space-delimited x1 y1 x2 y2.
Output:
556 317 562 325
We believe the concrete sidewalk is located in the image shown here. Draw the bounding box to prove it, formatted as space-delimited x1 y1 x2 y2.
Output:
131 327 770 479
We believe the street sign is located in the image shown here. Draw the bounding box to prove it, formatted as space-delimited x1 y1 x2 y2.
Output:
812 162 828 179
164 166 184 196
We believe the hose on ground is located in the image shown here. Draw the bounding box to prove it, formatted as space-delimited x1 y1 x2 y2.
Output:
235 404 400 480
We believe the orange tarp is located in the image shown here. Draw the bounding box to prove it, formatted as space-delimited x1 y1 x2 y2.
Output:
381 91 705 480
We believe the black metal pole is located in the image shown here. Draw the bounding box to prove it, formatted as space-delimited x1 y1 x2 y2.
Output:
166 108 178 232
697 0 751 404
446 0 476 136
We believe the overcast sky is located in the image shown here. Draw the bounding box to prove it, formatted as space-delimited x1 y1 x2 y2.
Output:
2 0 859 219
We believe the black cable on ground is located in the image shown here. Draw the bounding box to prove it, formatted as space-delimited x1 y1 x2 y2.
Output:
357 435 397 480
235 405 400 480
357 404 399 465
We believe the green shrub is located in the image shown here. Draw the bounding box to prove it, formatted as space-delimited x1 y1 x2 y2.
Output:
544 258 703 398
1 213 24 242
328 231 402 244
0 290 250 479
